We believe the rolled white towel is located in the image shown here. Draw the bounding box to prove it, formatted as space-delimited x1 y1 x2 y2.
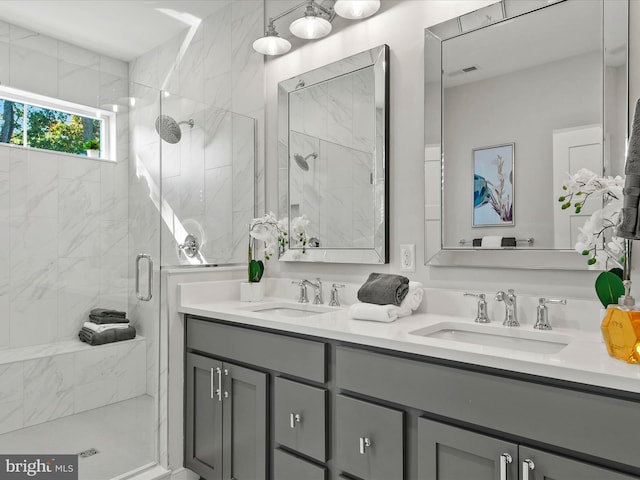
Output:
83 321 130 333
396 281 424 317
348 303 400 323
481 236 503 248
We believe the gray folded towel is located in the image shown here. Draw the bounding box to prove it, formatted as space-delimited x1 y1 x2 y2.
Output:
89 314 130 324
357 273 410 306
617 98 640 239
90 308 127 318
79 325 136 346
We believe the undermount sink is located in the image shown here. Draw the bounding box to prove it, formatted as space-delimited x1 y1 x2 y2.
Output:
242 302 336 318
410 321 573 354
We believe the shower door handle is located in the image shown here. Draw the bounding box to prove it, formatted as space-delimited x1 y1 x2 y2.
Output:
135 254 153 301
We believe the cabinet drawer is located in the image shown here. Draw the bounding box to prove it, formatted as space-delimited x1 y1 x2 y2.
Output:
186 317 326 382
335 394 404 480
274 377 327 461
274 449 326 480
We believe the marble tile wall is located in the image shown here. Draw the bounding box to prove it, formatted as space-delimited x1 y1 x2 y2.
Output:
288 131 375 249
0 338 146 435
0 20 130 349
285 66 376 249
129 0 264 269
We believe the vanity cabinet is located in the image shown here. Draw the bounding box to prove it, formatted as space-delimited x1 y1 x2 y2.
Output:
184 315 640 480
185 352 267 480
418 418 638 480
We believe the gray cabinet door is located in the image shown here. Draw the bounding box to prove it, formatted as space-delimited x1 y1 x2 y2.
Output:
222 361 268 480
185 353 223 480
274 377 327 462
335 394 404 480
519 446 640 480
418 417 517 480
273 448 327 480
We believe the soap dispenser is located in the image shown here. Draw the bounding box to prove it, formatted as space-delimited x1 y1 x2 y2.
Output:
601 279 640 364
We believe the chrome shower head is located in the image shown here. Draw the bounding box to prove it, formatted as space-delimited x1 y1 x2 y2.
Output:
155 115 194 144
293 152 317 171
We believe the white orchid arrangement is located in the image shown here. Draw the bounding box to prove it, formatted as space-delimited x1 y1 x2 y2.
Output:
558 168 625 268
247 212 309 282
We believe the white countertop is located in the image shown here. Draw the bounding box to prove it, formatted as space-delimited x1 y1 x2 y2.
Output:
178 286 640 395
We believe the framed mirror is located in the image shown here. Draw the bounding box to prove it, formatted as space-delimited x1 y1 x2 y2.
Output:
424 0 629 270
278 44 389 264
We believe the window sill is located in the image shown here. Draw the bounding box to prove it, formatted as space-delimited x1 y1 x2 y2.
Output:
0 142 117 163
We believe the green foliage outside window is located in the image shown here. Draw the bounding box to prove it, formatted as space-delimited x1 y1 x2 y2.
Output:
0 98 101 156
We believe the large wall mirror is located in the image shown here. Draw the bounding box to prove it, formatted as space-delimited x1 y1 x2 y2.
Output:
424 0 628 269
278 44 389 264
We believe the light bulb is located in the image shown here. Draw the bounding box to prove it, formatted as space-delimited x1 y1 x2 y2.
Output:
253 35 291 55
289 15 332 39
334 0 380 20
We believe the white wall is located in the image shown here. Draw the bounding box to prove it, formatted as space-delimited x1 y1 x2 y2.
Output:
442 52 601 248
264 0 640 302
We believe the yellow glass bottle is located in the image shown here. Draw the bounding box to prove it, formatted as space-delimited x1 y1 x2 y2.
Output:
601 306 640 364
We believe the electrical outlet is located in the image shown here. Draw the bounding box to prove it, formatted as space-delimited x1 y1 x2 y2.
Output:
400 244 415 272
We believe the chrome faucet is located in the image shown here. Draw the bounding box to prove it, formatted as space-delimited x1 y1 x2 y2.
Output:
302 278 323 304
495 289 519 326
329 283 345 306
534 297 567 330
292 280 309 303
463 292 490 323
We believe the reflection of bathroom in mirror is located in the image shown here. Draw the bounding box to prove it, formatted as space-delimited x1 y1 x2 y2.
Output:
278 45 389 264
424 0 628 270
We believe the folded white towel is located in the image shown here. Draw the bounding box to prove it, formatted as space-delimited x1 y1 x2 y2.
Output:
83 321 130 333
349 281 425 322
481 236 502 248
348 303 399 322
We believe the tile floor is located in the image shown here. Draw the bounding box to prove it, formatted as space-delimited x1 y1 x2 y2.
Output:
0 395 156 480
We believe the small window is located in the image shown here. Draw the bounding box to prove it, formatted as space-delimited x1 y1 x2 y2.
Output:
0 99 25 146
0 86 115 160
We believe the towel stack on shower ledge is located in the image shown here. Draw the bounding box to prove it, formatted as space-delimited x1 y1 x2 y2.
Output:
348 273 424 323
78 308 136 346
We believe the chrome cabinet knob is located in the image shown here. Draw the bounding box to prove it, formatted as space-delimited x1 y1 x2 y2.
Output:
289 413 301 429
358 437 372 455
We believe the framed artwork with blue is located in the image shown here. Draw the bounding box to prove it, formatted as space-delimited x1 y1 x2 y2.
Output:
473 143 514 227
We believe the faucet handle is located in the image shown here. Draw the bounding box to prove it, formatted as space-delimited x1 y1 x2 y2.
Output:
540 297 567 306
292 280 309 303
329 283 345 307
534 297 567 330
463 292 490 323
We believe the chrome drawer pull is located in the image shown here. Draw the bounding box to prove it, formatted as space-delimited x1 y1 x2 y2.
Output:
500 453 513 480
522 459 535 480
210 368 214 399
290 413 301 429
359 437 372 455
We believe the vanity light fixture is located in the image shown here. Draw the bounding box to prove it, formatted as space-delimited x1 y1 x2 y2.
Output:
333 0 380 19
254 0 380 56
252 21 292 55
289 1 333 39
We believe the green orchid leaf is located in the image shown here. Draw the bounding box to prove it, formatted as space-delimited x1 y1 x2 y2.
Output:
595 271 625 308
248 259 264 282
608 268 624 280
